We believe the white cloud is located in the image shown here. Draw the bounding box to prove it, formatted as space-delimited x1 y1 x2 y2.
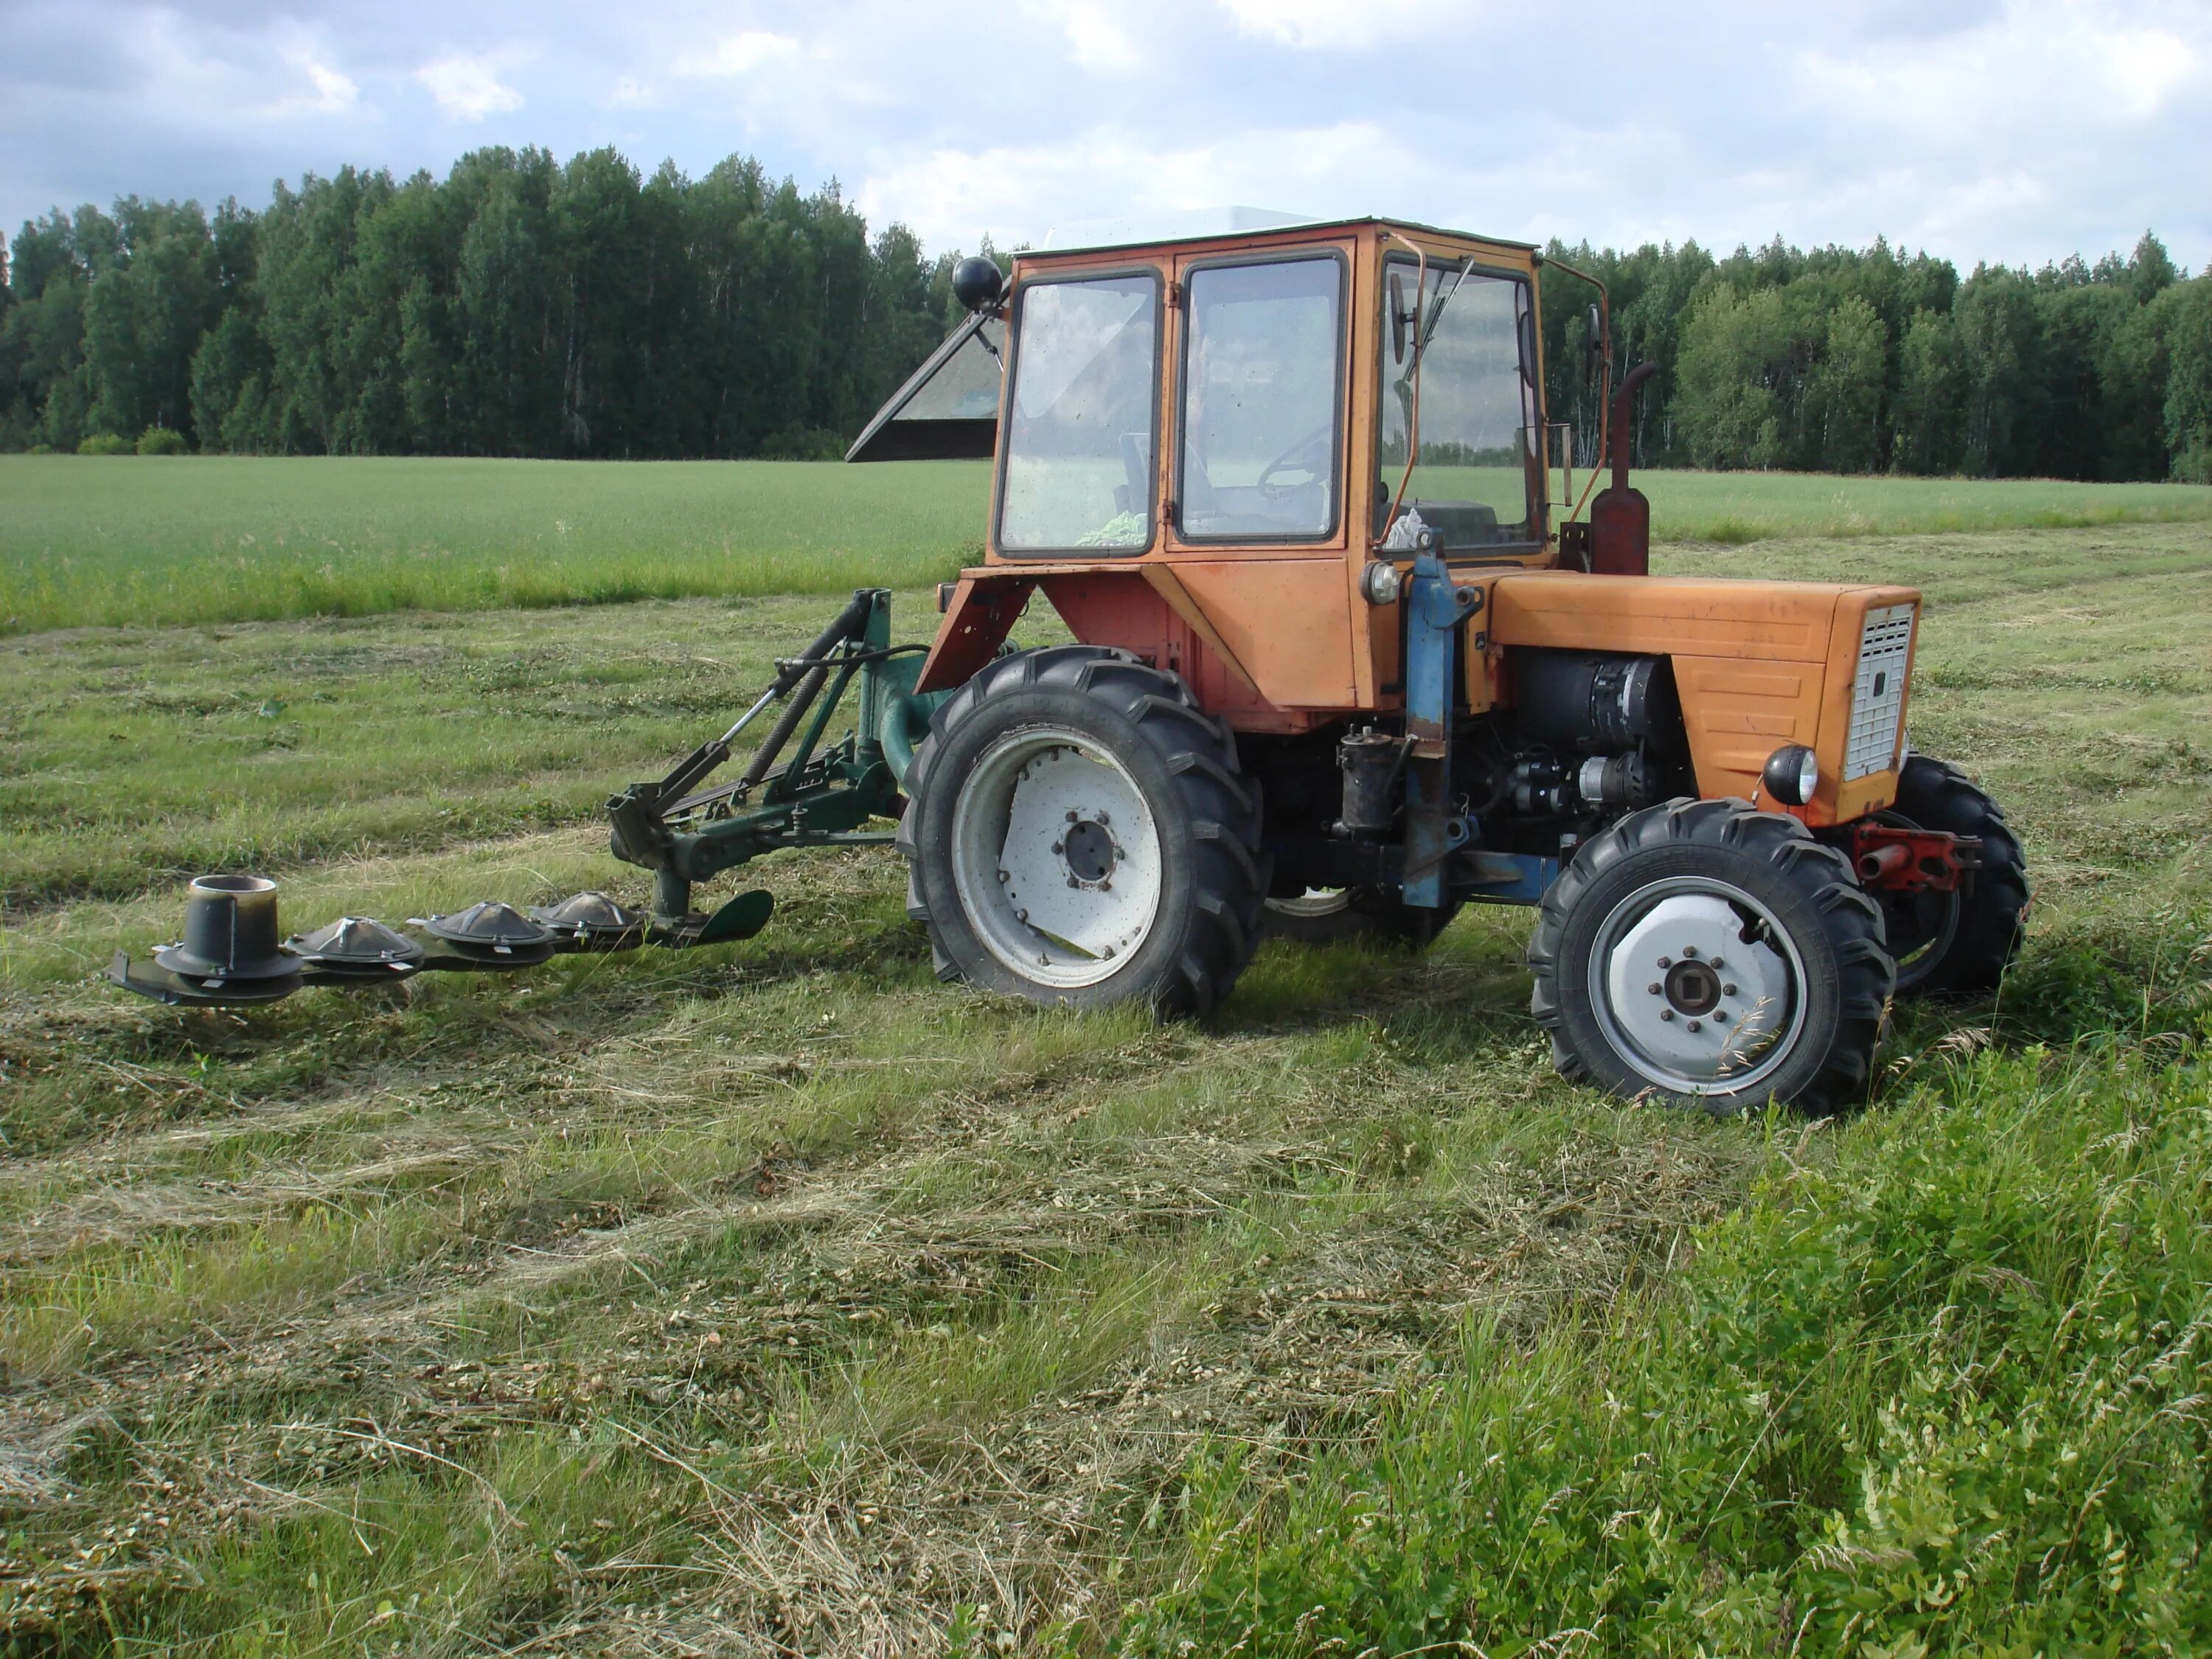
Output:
857 122 1411 251
606 74 658 109
2097 27 2197 116
676 31 801 77
416 55 524 120
1216 0 1464 50
257 54 359 119
1030 1 1143 72
302 60 358 113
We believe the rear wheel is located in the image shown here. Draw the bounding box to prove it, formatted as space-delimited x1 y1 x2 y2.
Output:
898 647 1265 1015
1530 798 1893 1114
1877 756 2028 998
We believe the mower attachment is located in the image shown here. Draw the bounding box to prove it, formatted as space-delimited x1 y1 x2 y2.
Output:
108 591 943 1011
605 587 945 932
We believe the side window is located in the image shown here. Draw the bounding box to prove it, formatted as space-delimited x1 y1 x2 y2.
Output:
1178 257 1343 540
1378 260 1540 549
998 272 1160 553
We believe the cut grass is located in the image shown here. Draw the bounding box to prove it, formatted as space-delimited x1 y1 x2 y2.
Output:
3 454 2208 635
0 520 2208 1652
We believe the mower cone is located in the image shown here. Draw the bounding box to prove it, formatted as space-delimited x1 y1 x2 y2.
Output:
414 901 557 969
288 916 427 979
529 891 648 951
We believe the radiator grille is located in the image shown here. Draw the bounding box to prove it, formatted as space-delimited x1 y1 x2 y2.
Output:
1844 604 1916 781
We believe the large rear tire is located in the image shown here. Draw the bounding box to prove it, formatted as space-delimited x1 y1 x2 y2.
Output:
1877 756 2028 998
897 647 1266 1015
1529 798 1893 1115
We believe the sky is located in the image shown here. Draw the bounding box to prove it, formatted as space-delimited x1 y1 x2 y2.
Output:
2 0 2206 273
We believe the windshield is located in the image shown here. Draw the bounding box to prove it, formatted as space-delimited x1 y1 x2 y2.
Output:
1178 256 1343 540
998 272 1160 553
1378 259 1539 550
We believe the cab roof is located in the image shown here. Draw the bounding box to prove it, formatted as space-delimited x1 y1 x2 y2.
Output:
1022 212 1543 261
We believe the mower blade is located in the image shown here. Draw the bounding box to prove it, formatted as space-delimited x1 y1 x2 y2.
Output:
695 888 775 945
108 950 299 1008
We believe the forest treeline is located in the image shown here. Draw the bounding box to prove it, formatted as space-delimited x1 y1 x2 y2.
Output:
1 143 2208 479
1539 231 2211 481
0 149 959 462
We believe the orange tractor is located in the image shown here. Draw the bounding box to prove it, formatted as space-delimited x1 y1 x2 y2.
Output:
112 213 2028 1114
842 213 2027 1110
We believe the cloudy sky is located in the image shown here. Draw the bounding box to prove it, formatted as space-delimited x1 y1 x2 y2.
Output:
3 0 2205 271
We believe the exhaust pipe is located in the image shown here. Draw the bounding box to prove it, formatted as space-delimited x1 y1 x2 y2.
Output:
1588 361 1658 577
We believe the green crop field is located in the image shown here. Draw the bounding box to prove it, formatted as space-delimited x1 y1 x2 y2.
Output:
0 472 2208 1652
3 453 2210 635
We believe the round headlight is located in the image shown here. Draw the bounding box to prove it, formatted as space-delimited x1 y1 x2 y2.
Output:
1762 744 1820 807
1360 560 1403 606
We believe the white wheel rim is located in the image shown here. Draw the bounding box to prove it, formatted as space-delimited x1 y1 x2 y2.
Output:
1267 889 1353 919
949 725 1164 989
1586 876 1809 1095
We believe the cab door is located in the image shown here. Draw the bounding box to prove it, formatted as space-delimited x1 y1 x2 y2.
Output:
1160 243 1360 709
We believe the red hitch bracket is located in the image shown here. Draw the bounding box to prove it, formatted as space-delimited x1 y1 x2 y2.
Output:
1843 822 1978 894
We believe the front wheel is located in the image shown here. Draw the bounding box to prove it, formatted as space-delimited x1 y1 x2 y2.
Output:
1530 799 1894 1114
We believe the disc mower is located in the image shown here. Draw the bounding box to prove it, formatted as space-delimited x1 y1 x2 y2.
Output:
113 212 2028 1113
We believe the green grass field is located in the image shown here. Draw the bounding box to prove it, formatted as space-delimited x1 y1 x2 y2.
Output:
3 454 2209 635
0 465 2208 1653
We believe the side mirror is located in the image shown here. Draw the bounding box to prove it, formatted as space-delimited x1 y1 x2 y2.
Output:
1388 271 1408 365
1584 303 1603 383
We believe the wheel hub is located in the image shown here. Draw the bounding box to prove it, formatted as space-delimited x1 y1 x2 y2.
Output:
1060 818 1118 884
1663 956 1722 1016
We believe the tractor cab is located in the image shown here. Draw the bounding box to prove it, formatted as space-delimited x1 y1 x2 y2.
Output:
852 215 1559 571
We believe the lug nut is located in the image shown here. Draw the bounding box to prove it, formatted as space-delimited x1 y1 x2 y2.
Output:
1722 982 1736 996
1051 841 1064 855
1682 945 1698 959
1065 810 1079 823
1096 811 1110 825
1647 982 1662 995
1709 956 1725 970
1657 955 1672 968
1686 1019 1703 1032
1067 876 1080 888
1659 1009 1675 1022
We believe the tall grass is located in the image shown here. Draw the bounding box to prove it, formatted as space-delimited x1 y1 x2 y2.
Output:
1113 990 2212 1655
4 456 2208 636
0 456 988 635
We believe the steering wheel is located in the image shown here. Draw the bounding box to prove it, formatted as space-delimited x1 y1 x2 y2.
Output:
1256 424 1334 499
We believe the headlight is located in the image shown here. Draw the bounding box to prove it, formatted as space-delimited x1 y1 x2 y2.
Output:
1762 744 1820 807
1360 561 1403 605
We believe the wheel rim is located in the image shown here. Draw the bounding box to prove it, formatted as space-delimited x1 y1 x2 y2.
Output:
949 725 1164 989
1585 875 1809 1094
1874 810 1961 992
1266 889 1353 919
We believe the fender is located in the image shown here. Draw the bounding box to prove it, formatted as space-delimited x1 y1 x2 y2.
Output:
918 565 1263 698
